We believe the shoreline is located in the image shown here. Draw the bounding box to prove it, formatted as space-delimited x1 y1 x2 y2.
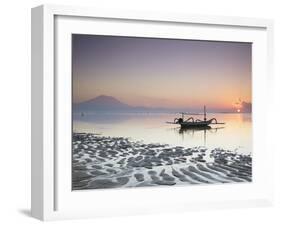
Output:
72 133 252 190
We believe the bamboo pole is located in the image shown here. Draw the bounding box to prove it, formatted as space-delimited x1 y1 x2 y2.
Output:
204 105 206 121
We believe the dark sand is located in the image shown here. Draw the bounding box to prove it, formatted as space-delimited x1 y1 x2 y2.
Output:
72 133 252 190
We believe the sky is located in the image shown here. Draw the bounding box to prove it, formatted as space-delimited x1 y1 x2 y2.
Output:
72 34 252 112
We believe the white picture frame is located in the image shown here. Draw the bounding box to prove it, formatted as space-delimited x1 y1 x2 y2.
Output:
31 4 274 221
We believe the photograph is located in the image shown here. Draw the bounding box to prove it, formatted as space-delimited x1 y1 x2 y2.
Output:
71 34 252 190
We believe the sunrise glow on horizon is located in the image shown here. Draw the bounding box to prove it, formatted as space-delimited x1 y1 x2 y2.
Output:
72 35 252 112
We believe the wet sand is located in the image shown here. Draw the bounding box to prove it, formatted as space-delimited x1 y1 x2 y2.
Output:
72 133 252 190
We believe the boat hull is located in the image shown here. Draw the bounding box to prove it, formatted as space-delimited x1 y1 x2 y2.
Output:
179 120 211 128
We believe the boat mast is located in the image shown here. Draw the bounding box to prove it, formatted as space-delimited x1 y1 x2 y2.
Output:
204 105 206 121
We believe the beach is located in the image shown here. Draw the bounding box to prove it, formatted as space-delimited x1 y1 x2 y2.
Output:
72 132 252 190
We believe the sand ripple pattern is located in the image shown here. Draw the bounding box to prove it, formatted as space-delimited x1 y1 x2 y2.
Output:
72 133 252 190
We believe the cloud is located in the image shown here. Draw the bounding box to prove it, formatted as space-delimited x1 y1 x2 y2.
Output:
241 101 252 113
233 98 252 113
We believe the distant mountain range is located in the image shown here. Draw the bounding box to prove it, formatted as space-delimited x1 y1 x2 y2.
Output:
73 95 247 113
75 95 130 111
73 95 174 113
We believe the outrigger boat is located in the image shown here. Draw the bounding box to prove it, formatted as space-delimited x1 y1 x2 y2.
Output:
167 106 225 129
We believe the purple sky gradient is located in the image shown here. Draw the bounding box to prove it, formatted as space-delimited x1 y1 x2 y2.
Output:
72 34 251 111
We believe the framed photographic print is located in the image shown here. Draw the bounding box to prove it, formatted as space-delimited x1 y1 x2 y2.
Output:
31 4 274 221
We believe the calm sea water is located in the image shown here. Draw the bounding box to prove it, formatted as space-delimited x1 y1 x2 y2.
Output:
73 113 252 155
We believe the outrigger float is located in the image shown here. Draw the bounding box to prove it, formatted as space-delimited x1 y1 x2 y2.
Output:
167 106 225 129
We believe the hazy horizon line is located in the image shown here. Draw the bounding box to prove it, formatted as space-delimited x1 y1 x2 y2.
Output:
73 94 252 113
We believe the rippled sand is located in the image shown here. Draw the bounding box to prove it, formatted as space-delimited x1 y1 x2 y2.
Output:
72 133 252 190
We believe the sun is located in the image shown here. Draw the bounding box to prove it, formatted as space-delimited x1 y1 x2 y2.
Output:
237 109 241 113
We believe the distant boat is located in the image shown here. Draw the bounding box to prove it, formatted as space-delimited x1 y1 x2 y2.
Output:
81 112 85 117
167 106 225 129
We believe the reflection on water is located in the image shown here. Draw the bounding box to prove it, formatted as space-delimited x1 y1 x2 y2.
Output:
177 126 225 147
73 112 252 154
